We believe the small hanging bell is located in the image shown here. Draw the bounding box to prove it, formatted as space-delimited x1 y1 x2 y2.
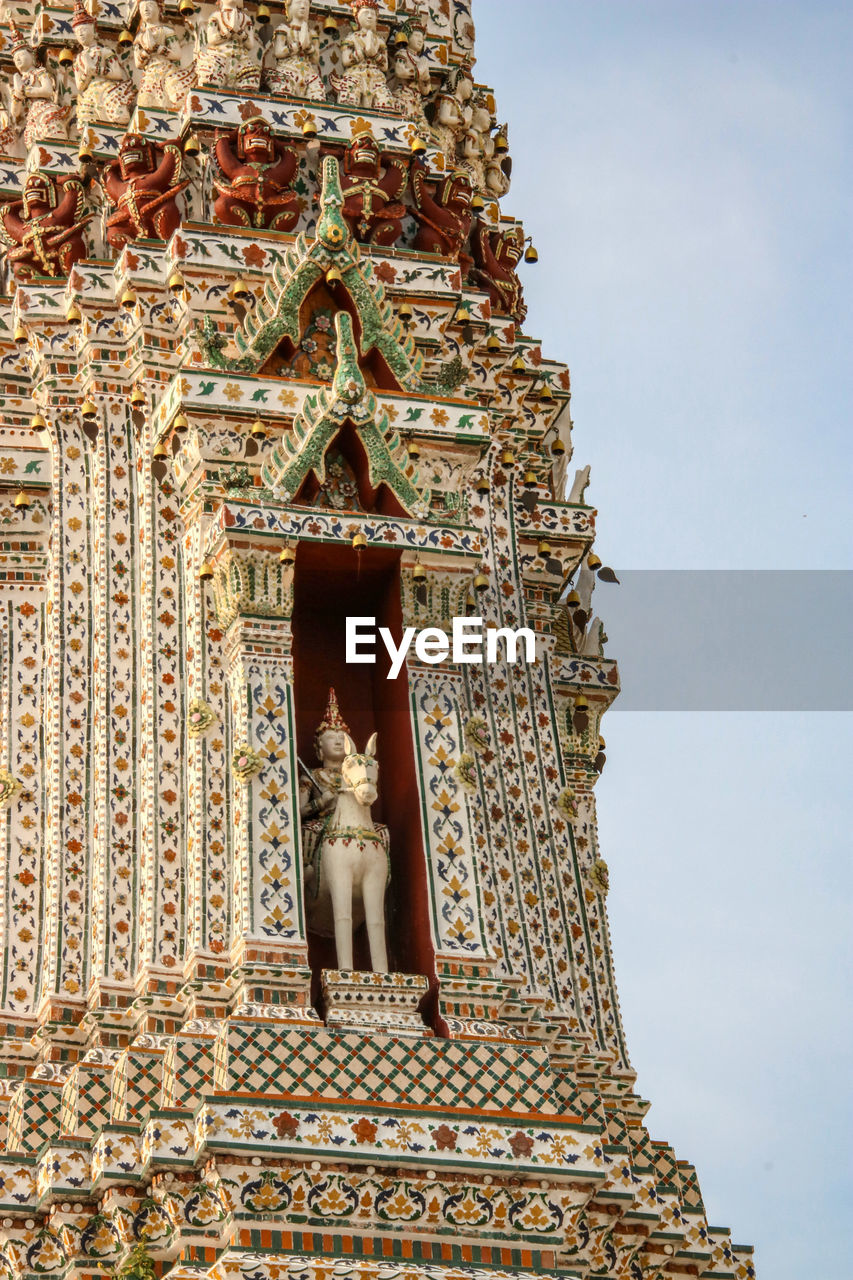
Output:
249 415 266 440
65 301 82 324
523 468 538 489
470 193 485 213
168 269 185 296
30 411 47 432
473 571 490 593
58 47 75 66
494 132 509 155
410 136 427 156
550 437 566 457
14 489 30 511
456 302 472 324
524 243 539 264
199 561 215 581
78 132 95 164
152 440 169 461
130 385 146 408
179 0 196 15
13 321 27 345
325 266 343 284
500 447 515 468
229 277 250 302
279 543 297 566
485 332 501 353
406 437 421 461
511 354 526 375
475 475 490 495
120 285 137 311
256 1 271 23
537 539 552 557
352 530 368 550
586 553 602 571
173 412 189 434
80 397 98 421
539 382 554 401
183 133 201 157
398 301 414 324
323 15 339 36
302 119 318 140
118 28 133 46
412 560 427 583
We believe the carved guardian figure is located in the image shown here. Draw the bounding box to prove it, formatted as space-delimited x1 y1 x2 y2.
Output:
213 117 300 231
104 135 189 251
338 133 407 246
0 173 88 281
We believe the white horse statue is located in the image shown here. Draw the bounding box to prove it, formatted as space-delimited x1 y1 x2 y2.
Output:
304 733 390 973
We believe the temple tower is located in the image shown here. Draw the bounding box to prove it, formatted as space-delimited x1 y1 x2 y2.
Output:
0 3 754 1280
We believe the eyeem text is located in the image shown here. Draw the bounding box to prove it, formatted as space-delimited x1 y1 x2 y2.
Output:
346 617 538 680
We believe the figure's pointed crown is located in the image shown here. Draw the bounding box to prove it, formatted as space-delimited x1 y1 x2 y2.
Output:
72 0 94 27
316 689 351 739
8 19 27 55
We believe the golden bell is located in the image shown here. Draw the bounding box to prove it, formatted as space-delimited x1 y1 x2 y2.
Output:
65 301 82 324
78 134 95 164
118 27 133 46
152 440 168 461
279 543 296 566
567 590 581 607
473 571 490 593
511 354 526 374
456 303 472 324
574 695 589 713
410 136 427 156
537 539 552 557
325 266 343 284
13 322 27 345
249 415 266 440
395 29 409 46
398 301 414 324
199 560 214 581
173 412 189 433
599 736 606 750
58 47 75 66
30 411 47 432
179 0 196 14
500 448 515 467
302 119 318 140
470 193 485 213
485 332 501 353
323 15 339 36
539 383 555 401
256 1 271 21
412 560 427 583
14 490 30 511
229 277 250 301
183 133 201 157
120 286 137 311
130 385 146 407
406 438 421 461
352 531 368 550
494 132 509 154
80 397 98 421
550 437 566 457
465 592 476 611
587 553 602 571
168 269 185 296
523 468 538 489
475 475 490 495
524 244 539 264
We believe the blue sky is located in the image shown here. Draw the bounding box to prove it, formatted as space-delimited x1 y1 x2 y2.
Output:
475 4 853 1276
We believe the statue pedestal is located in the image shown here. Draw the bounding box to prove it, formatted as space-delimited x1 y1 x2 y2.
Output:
321 970 433 1039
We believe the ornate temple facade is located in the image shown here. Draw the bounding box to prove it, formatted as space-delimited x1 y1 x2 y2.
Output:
0 4 754 1280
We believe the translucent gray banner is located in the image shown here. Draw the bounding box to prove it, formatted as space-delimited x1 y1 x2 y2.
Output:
590 571 853 711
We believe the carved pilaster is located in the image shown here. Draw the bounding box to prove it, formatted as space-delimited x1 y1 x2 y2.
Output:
215 542 309 1001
